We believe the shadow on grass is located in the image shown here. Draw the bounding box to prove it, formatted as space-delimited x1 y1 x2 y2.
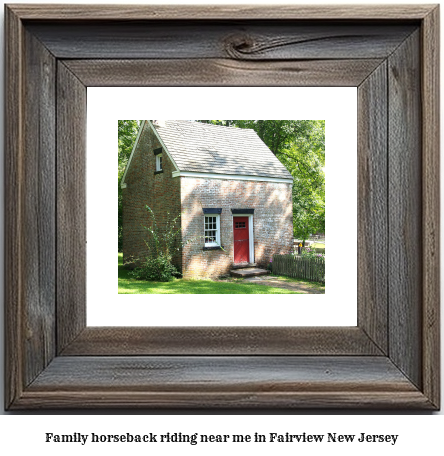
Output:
118 253 300 295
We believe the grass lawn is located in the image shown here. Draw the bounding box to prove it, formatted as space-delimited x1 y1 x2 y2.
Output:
118 253 302 294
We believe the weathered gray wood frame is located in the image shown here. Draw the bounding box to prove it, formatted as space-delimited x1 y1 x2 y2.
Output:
4 4 440 409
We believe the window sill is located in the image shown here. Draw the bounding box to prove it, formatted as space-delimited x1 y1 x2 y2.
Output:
203 246 224 251
154 170 163 175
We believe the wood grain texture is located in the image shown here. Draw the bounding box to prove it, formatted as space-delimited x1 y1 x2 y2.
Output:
357 62 388 354
28 356 418 391
7 4 434 20
27 22 416 60
13 356 432 409
61 327 383 356
15 390 433 410
388 31 422 389
421 6 440 409
4 5 24 410
63 58 384 87
21 29 57 387
56 62 87 353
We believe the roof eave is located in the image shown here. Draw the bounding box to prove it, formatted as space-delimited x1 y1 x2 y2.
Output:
120 120 145 188
120 120 180 188
146 120 180 173
172 170 293 184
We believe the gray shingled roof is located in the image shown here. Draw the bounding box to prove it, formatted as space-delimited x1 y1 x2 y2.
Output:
154 120 293 180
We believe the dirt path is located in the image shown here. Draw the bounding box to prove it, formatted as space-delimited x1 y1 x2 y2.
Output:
217 275 324 294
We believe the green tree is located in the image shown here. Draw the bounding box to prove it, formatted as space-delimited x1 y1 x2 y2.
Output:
196 120 236 127
284 125 325 241
197 120 319 156
118 120 140 251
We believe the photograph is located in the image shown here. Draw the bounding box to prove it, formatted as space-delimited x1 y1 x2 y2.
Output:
118 120 325 295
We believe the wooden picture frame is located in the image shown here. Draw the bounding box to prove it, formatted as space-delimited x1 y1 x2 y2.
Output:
5 4 440 409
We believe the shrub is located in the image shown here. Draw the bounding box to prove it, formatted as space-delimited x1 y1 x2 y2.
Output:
299 246 325 260
127 205 213 282
130 254 180 282
125 206 183 282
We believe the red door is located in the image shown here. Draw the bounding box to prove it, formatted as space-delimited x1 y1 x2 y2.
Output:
233 217 249 263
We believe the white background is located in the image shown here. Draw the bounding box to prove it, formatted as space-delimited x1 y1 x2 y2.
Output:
87 87 357 326
0 0 442 452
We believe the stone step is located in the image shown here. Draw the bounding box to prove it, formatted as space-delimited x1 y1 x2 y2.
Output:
230 267 270 278
231 263 257 270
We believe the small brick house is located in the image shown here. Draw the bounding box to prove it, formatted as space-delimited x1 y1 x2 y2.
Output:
121 120 293 279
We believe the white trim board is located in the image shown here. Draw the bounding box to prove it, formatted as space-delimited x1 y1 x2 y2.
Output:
232 213 254 264
173 171 293 184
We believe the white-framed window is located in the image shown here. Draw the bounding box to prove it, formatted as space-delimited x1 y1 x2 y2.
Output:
204 215 220 247
156 153 163 171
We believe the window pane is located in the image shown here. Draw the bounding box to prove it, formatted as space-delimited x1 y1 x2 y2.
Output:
204 215 219 245
205 230 216 242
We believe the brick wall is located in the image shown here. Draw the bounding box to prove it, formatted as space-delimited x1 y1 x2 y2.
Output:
181 177 293 279
122 122 181 269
